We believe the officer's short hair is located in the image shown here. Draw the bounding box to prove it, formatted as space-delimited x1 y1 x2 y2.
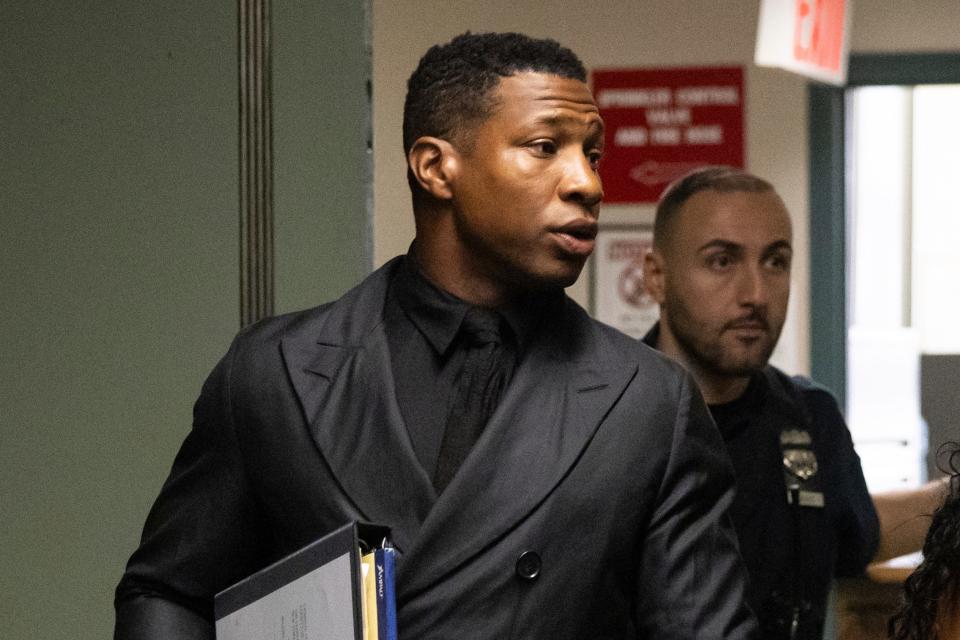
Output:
654 166 776 250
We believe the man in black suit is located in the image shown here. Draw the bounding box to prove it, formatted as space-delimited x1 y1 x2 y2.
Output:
115 32 757 639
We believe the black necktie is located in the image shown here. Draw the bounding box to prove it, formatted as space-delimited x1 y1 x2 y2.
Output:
433 307 515 493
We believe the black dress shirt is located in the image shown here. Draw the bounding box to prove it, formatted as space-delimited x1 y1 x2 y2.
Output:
384 254 543 481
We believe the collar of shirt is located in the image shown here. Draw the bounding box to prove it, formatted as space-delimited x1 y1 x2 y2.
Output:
641 322 660 348
392 253 548 358
708 373 767 441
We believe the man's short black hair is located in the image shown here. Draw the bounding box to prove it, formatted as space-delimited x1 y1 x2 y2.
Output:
653 166 776 250
402 31 587 159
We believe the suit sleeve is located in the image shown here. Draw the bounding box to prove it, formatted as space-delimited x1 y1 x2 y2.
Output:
634 371 759 639
114 338 268 640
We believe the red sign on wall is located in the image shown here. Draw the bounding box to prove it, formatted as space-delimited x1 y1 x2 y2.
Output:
592 67 745 204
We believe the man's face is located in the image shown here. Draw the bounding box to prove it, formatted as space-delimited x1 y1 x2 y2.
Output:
446 72 604 296
651 190 793 378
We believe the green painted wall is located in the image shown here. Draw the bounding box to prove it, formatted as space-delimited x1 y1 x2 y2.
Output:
274 0 372 311
0 3 238 637
0 1 370 637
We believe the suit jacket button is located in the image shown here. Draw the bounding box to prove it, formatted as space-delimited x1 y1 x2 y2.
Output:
515 551 541 581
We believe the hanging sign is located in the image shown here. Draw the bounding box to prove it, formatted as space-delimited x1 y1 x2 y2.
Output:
755 0 850 85
592 66 745 204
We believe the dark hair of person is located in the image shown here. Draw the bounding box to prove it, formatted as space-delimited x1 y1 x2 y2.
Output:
653 166 776 249
889 442 960 640
402 31 586 196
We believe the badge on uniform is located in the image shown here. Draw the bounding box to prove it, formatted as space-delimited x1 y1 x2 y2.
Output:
780 428 825 508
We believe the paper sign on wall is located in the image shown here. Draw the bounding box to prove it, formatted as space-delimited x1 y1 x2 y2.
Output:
755 0 850 85
592 226 658 338
592 67 745 204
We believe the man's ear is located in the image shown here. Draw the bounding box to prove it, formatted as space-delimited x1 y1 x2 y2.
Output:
407 136 459 201
643 248 668 305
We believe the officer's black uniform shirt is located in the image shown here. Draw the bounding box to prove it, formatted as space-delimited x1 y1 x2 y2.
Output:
708 374 764 443
643 323 879 639
383 254 543 480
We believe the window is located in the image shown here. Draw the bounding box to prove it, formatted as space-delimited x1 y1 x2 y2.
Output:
845 84 960 490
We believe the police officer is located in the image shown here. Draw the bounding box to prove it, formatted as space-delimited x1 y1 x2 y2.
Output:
641 166 946 639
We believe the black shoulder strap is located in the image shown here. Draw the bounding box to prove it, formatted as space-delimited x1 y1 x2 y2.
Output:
760 368 826 637
762 367 825 506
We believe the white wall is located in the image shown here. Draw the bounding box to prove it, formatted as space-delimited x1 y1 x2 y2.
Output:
371 0 960 377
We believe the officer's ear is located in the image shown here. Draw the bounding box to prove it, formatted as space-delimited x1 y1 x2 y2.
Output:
407 136 459 201
643 248 667 305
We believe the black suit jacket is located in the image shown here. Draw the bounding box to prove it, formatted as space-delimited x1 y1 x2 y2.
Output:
116 258 758 639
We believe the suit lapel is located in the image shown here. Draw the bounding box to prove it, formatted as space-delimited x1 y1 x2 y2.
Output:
398 300 638 599
282 259 435 554
282 267 639 592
